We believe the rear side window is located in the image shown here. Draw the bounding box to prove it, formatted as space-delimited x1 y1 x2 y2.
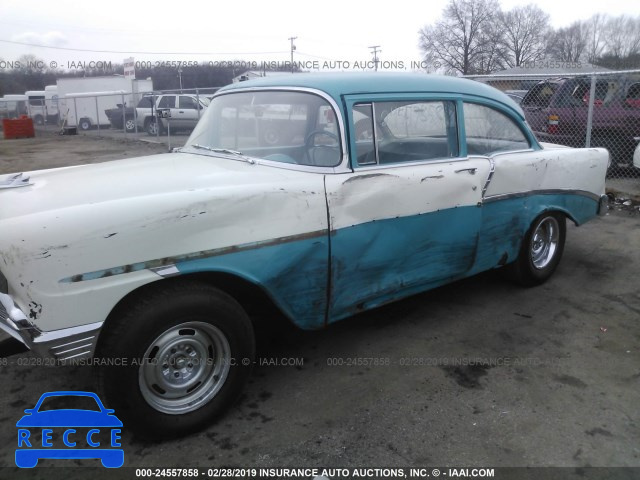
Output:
464 103 530 155
158 96 175 109
352 100 458 166
522 82 557 108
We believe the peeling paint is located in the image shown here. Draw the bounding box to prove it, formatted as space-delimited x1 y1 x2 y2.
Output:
421 175 445 181
343 173 395 184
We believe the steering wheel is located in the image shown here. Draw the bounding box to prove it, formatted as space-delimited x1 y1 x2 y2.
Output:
305 130 339 147
303 130 340 166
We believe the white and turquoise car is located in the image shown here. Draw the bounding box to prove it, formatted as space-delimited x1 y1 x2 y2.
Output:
0 73 610 438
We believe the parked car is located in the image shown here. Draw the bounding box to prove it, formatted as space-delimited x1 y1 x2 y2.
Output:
634 142 640 170
135 93 209 135
521 76 640 174
0 73 609 438
104 103 137 132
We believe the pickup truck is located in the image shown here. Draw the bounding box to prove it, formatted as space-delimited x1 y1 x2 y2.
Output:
521 76 640 174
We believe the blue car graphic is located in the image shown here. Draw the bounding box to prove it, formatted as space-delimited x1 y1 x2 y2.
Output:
15 391 123 468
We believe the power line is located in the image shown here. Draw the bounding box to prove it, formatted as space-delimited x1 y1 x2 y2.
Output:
0 38 288 56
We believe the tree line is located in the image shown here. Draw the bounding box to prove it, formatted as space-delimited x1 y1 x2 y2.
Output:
418 0 640 75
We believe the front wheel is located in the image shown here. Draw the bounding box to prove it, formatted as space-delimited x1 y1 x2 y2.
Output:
505 212 566 286
97 282 255 438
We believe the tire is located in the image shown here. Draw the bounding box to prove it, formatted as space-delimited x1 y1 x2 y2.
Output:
505 212 566 287
33 115 44 126
125 117 136 133
96 281 255 439
145 117 163 136
79 118 92 131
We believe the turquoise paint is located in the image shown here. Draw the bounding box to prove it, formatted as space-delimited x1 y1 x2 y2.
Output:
327 206 481 320
171 192 598 329
175 235 330 330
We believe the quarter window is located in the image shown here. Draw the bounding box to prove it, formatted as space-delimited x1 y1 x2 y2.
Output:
463 103 530 155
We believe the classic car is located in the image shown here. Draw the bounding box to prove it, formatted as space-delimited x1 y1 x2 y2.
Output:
0 73 609 438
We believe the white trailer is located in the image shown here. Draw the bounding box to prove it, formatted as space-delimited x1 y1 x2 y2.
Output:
57 76 153 130
25 91 46 125
44 85 59 123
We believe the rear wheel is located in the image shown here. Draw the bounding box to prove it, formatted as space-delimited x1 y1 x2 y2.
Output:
505 212 566 286
97 281 255 438
125 117 136 133
78 118 92 131
145 117 163 135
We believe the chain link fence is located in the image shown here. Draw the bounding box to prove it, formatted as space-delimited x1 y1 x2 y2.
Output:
468 70 640 182
21 87 222 150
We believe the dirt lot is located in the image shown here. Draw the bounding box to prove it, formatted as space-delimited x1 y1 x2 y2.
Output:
0 130 168 175
0 133 639 477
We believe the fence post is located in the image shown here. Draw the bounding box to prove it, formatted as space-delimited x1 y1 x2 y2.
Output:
585 75 596 148
122 93 126 136
95 96 100 135
73 98 78 132
196 88 200 120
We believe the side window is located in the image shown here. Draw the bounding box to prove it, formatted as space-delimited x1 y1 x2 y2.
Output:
158 96 175 109
179 96 198 109
464 103 530 155
351 100 458 166
626 83 640 108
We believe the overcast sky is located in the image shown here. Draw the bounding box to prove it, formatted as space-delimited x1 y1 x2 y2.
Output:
0 0 638 73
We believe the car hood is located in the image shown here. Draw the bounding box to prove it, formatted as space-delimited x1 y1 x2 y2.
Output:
0 151 296 220
16 410 123 427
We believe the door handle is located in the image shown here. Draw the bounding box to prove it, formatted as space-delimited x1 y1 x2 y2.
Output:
455 167 477 174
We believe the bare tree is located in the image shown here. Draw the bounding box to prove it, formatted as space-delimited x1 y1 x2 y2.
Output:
584 14 607 63
603 15 640 60
498 4 550 67
546 21 588 62
418 0 502 75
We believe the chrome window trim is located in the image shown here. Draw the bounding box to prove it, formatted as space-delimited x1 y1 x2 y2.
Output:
352 155 474 172
205 87 352 174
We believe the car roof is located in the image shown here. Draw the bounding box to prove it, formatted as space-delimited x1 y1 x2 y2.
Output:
220 72 524 118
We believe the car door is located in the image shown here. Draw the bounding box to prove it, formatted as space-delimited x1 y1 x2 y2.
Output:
156 95 176 128
174 95 201 130
325 96 490 321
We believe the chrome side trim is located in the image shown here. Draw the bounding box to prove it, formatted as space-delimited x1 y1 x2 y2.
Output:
483 189 601 204
0 291 102 361
150 265 180 278
60 228 328 284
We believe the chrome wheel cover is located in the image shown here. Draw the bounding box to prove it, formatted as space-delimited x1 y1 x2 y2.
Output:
530 216 559 270
139 321 231 415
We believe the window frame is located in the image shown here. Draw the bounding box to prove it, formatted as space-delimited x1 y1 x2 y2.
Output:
346 93 539 170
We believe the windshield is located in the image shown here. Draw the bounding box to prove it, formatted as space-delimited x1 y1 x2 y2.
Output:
184 90 342 167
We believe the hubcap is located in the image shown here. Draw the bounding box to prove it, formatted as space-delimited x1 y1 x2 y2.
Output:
139 322 231 414
530 217 559 269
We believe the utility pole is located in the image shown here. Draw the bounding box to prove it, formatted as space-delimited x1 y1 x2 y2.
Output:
288 36 297 74
369 45 381 71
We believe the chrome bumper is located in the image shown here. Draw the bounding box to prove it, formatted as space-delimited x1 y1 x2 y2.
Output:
597 194 610 216
0 292 102 362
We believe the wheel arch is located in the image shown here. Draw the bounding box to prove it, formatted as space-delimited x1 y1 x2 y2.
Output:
96 271 292 353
